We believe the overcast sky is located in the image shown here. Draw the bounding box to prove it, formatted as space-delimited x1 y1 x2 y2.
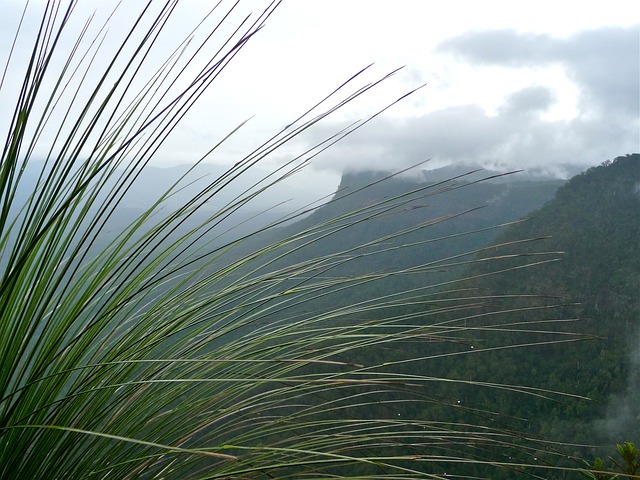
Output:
1 0 638 202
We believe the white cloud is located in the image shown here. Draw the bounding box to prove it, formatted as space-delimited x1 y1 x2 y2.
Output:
297 25 639 178
0 1 637 193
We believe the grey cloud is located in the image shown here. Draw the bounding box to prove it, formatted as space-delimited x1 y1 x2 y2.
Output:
307 88 638 176
309 105 508 172
438 30 556 66
184 25 636 206
500 86 555 116
439 26 640 117
559 28 639 115
303 25 639 178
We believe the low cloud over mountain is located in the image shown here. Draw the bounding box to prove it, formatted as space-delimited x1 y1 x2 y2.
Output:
305 26 639 177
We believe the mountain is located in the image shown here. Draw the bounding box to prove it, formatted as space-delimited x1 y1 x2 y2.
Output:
250 155 638 477
3 161 289 264
250 166 565 308
443 154 639 468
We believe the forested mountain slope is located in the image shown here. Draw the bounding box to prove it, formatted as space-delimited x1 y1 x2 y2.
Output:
114 156 636 477
258 155 638 477
449 154 639 462
254 166 564 307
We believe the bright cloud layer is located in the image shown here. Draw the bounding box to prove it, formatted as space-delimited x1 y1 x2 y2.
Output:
303 25 639 177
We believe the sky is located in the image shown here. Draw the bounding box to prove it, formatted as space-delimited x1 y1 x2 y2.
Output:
0 0 638 203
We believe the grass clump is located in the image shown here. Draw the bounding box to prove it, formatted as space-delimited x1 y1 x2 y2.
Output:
0 2 587 478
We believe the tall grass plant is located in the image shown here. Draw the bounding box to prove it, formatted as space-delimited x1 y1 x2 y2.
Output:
0 1 590 478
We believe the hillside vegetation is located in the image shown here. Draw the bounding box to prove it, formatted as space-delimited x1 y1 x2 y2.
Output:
434 154 640 475
254 154 639 477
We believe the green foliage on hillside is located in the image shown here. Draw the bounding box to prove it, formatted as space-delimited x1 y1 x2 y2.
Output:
271 154 638 478
252 168 564 309
446 154 640 468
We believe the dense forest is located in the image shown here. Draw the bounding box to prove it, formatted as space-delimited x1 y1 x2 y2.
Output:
239 166 565 309
240 153 639 477
4 146 636 478
373 154 639 477
452 154 639 453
